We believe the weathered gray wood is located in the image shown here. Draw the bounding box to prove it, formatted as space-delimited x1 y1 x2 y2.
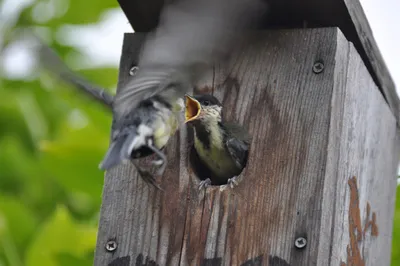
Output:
342 0 400 126
317 32 400 265
94 28 399 266
117 0 400 127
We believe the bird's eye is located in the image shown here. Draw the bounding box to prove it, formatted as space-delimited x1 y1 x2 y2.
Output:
203 100 210 106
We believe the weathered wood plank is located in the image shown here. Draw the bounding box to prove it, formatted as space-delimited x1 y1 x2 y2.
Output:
210 28 343 266
116 0 400 126
342 0 400 126
94 28 399 266
326 41 400 266
317 30 400 265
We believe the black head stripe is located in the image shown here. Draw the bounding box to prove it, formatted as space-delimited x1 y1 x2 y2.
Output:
137 94 172 109
193 94 221 106
151 95 173 109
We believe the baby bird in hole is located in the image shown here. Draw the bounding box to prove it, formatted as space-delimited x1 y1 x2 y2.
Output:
185 94 251 190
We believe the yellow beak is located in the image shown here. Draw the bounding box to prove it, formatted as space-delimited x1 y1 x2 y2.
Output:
185 95 201 123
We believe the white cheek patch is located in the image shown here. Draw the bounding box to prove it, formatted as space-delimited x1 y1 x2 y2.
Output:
127 124 154 155
213 106 222 120
138 124 153 136
202 106 222 121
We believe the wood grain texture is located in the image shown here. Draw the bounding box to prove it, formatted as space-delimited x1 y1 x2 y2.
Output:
116 0 400 126
342 0 400 126
94 28 399 266
325 40 400 266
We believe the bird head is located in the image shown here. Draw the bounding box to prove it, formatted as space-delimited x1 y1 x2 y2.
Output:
185 94 222 124
99 129 138 171
98 123 154 171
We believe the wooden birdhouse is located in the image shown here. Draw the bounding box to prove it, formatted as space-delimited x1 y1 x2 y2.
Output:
94 0 400 265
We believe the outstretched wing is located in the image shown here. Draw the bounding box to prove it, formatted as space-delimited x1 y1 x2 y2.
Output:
36 38 114 108
113 67 191 119
112 0 267 118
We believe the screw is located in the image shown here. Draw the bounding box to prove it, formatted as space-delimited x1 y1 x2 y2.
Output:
129 66 139 76
294 237 307 249
105 240 117 252
312 61 324 74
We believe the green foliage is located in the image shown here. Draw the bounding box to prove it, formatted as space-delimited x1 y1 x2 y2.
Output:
392 185 400 265
25 206 96 266
0 0 118 265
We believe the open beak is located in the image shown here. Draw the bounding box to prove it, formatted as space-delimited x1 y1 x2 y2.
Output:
185 95 201 123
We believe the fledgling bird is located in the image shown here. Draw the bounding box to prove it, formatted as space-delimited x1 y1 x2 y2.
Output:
185 94 251 190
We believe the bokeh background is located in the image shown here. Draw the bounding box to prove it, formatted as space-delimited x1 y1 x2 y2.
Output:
0 0 399 265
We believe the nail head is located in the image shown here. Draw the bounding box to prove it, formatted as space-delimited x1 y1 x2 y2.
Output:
105 240 117 252
294 237 307 249
129 66 139 76
312 62 324 74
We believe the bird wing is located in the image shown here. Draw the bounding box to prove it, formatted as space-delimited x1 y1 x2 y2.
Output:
36 37 114 108
222 122 251 169
223 122 252 143
112 0 267 118
225 138 250 170
113 68 190 119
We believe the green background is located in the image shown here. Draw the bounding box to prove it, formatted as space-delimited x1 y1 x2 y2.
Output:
0 0 399 265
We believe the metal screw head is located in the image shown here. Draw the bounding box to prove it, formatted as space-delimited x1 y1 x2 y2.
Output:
105 240 117 252
129 66 139 76
294 237 307 249
312 61 324 74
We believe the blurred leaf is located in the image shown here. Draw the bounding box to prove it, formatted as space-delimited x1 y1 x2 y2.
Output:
39 117 109 204
25 205 96 266
42 0 118 26
0 136 37 195
78 67 118 90
14 0 118 28
0 196 38 249
0 135 67 224
0 89 36 152
56 253 93 266
0 231 23 266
